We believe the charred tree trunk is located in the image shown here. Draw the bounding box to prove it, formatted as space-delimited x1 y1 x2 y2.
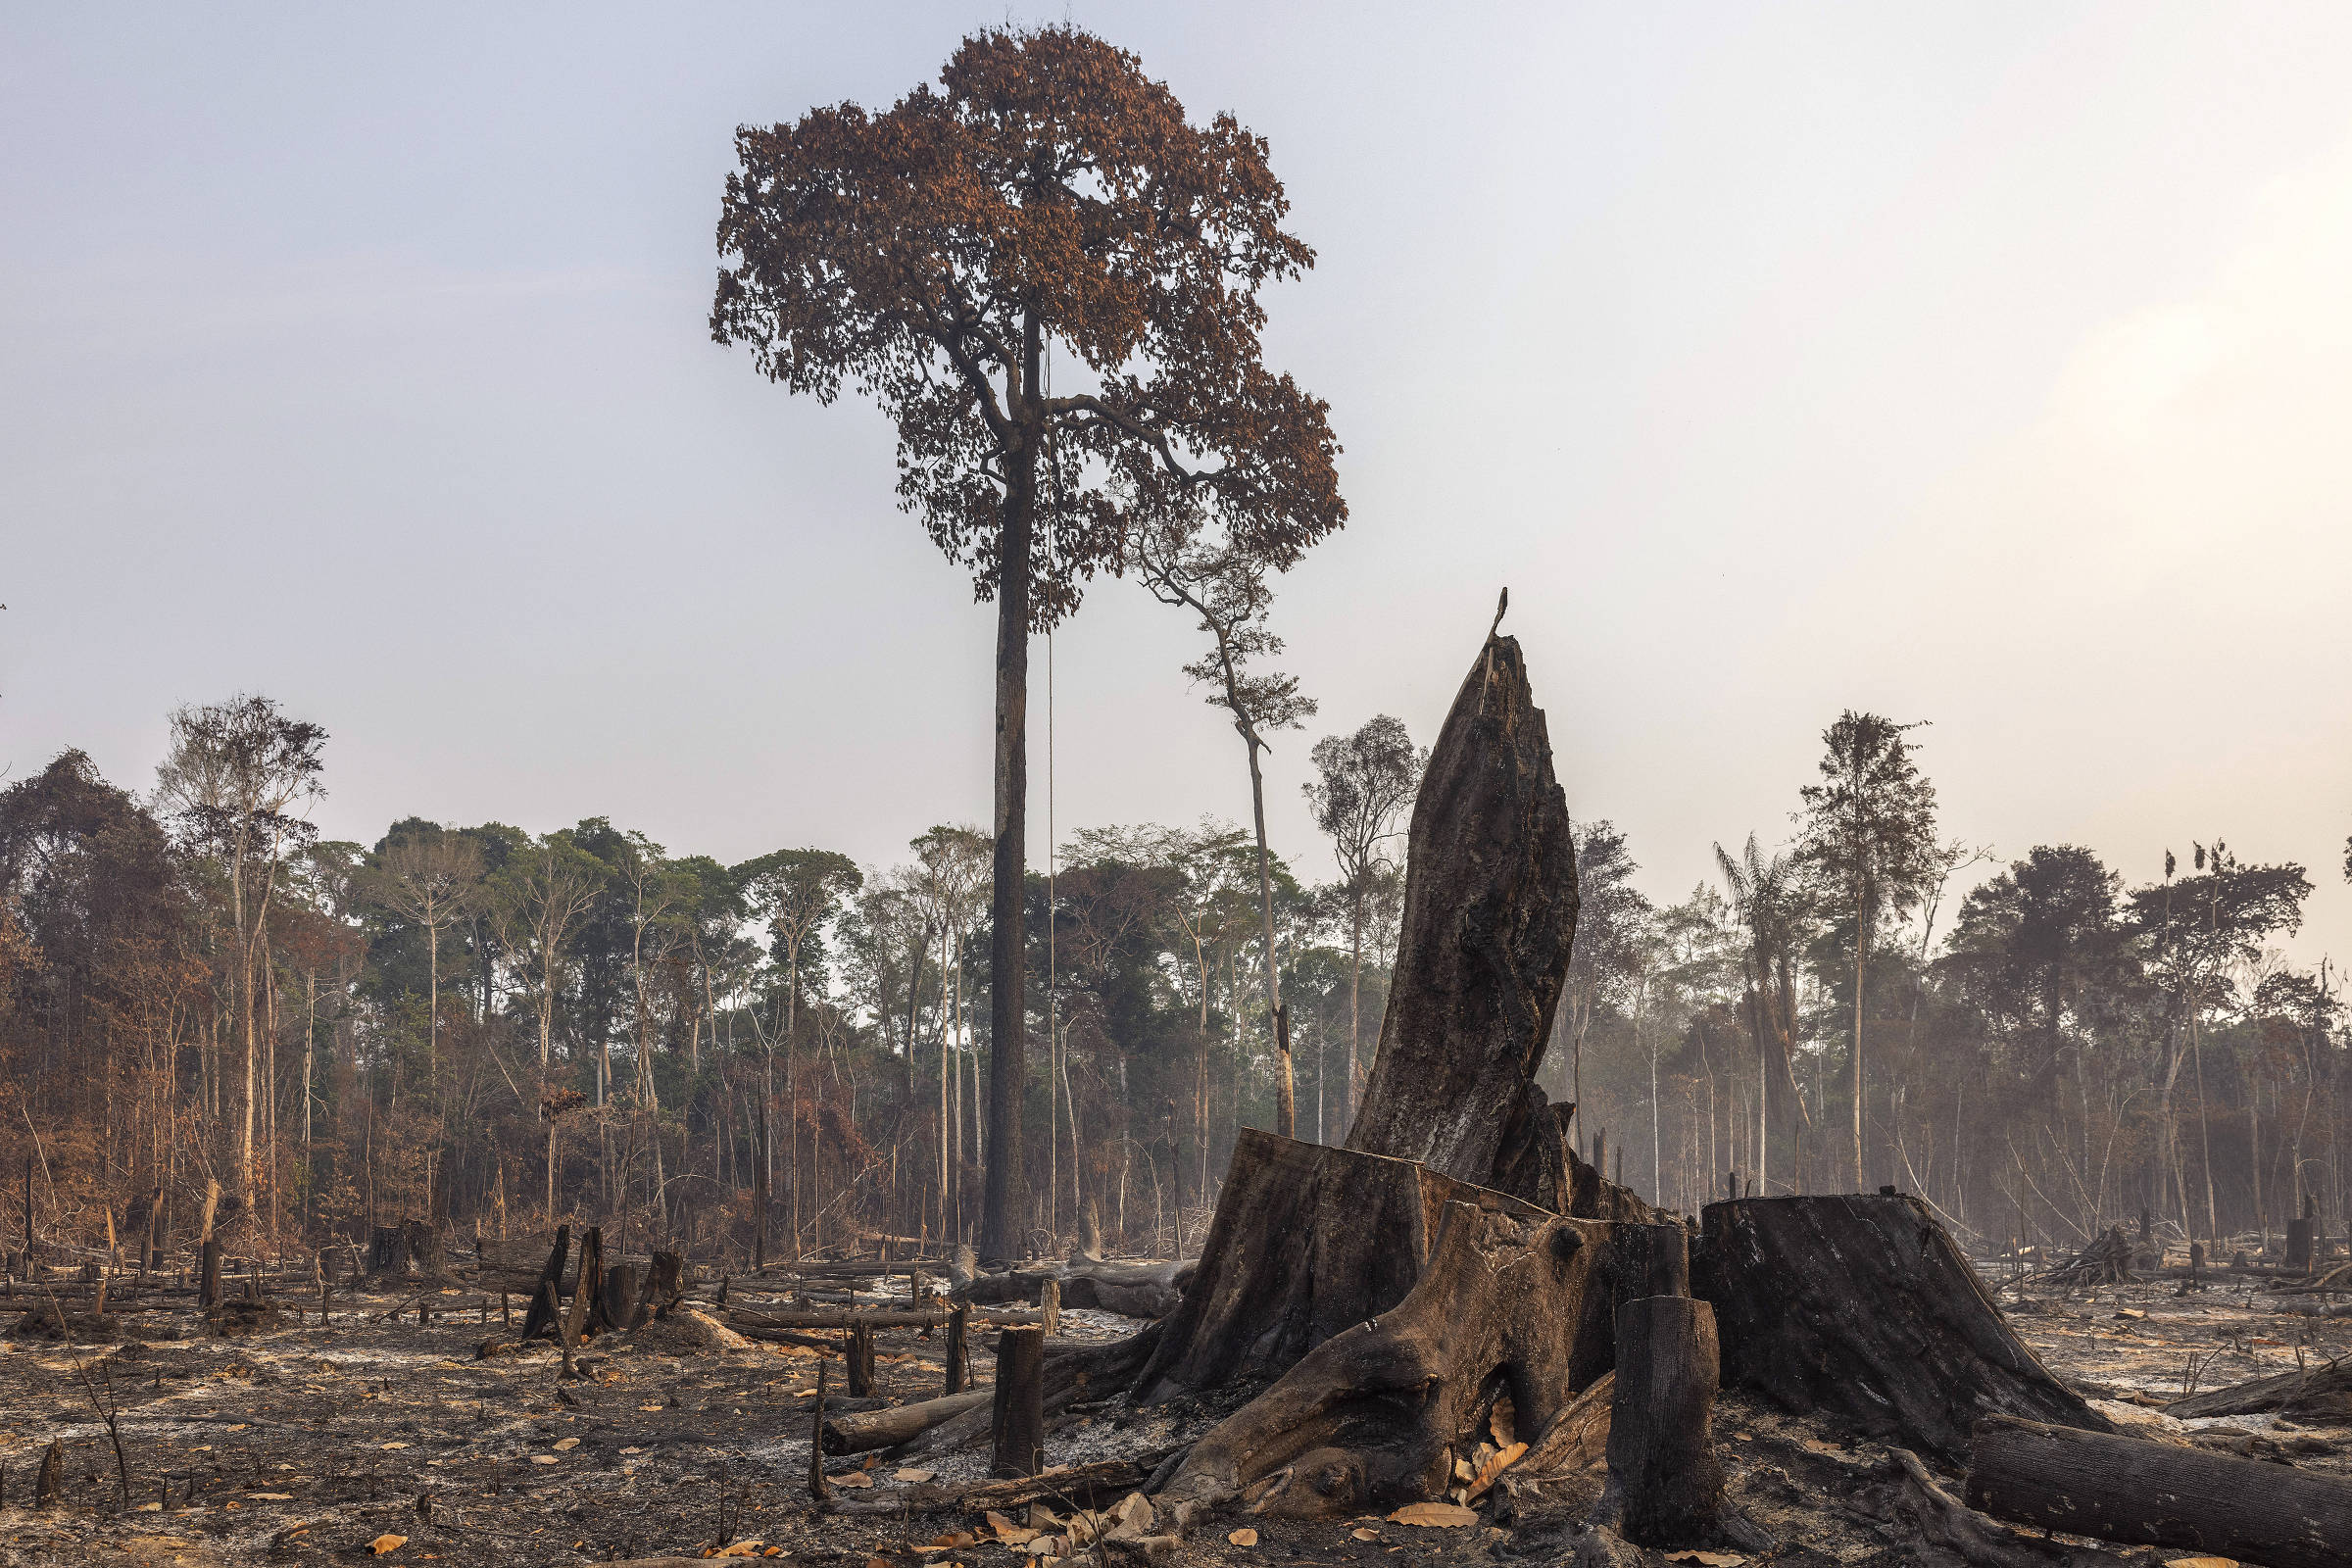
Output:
2167 1356 2352 1421
822 1389 992 1455
1603 1296 1723 1545
1134 1130 1552 1400
991 1324 1045 1479
1967 1414 2352 1568
518 1226 569 1343
1692 1195 2108 1463
1344 631 1580 1210
1156 1200 1622 1523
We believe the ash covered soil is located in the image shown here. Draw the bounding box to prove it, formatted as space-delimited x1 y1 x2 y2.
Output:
0 1266 2346 1568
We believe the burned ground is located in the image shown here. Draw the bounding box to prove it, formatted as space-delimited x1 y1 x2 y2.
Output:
0 1252 2345 1568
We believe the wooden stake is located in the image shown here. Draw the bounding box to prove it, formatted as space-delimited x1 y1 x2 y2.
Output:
847 1320 875 1397
1039 1277 1060 1337
990 1325 1046 1479
944 1302 969 1395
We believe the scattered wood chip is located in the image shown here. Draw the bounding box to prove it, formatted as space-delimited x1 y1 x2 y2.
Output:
1351 1527 1380 1541
895 1468 937 1483
831 1471 873 1488
368 1535 408 1555
1228 1527 1259 1545
2115 1308 2146 1320
2162 1560 2237 1568
1464 1440 1527 1500
983 1510 1039 1545
640 1402 664 1411
711 1543 763 1557
619 1446 643 1454
1387 1501 1477 1528
1666 1553 1744 1566
248 1492 293 1501
530 1455 559 1465
380 1442 409 1450
552 1437 580 1451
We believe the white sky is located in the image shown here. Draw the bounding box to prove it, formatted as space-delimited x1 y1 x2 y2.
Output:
4 3 2348 968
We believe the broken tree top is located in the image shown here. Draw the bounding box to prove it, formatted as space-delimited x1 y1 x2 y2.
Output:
1345 629 1579 1198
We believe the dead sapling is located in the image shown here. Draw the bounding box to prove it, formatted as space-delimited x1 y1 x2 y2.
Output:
41 1285 133 1510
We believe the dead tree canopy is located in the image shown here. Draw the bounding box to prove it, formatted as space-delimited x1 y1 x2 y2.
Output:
1345 631 1580 1207
1692 1194 2110 1464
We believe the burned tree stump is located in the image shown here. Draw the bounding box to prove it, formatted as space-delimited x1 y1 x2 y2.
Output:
197 1239 222 1308
1133 1131 1556 1400
1604 1296 1723 1545
1692 1195 2109 1464
847 1320 876 1396
643 1250 686 1315
944 1302 969 1395
1344 631 1581 1212
517 1226 569 1343
991 1325 1045 1479
1157 1200 1621 1522
1967 1414 2352 1568
575 1226 608 1334
601 1261 642 1333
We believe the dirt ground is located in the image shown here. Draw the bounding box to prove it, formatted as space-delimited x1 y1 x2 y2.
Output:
0 1260 2344 1568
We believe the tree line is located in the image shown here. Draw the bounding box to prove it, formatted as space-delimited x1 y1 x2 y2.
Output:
1560 711 2347 1257
0 697 1421 1265
4 699 2343 1265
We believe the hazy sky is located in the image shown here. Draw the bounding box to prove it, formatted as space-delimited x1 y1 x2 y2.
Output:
6 4 2349 967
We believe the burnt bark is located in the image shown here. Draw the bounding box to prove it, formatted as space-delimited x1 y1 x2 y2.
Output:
991 1324 1045 1478
518 1225 568 1343
2167 1356 2352 1421
1692 1195 2109 1464
1603 1297 1723 1545
1156 1200 1622 1523
1344 631 1578 1205
1134 1130 1554 1401
1967 1413 2352 1568
822 1389 992 1455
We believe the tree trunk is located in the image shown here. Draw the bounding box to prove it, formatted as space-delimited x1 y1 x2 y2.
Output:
2167 1356 2352 1421
1604 1296 1723 1546
982 350 1036 1265
1691 1194 2108 1464
1344 631 1578 1204
991 1324 1046 1478
1967 1414 2352 1568
519 1225 569 1342
1154 1198 1622 1523
822 1388 993 1455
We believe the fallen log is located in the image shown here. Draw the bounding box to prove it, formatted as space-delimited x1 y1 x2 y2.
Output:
820 1388 992 1454
1966 1413 2352 1568
2166 1355 2352 1421
893 1325 1162 1461
728 1305 1044 1331
955 1454 1172 1514
1692 1194 2110 1464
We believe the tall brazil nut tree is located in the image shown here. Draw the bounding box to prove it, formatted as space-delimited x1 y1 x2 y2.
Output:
712 26 1345 1260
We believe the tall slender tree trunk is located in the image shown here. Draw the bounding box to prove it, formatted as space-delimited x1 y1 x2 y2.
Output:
980 309 1039 1264
1852 908 1870 1189
1245 737 1295 1138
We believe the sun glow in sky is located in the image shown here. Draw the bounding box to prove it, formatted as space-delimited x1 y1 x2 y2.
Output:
4 3 2348 964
